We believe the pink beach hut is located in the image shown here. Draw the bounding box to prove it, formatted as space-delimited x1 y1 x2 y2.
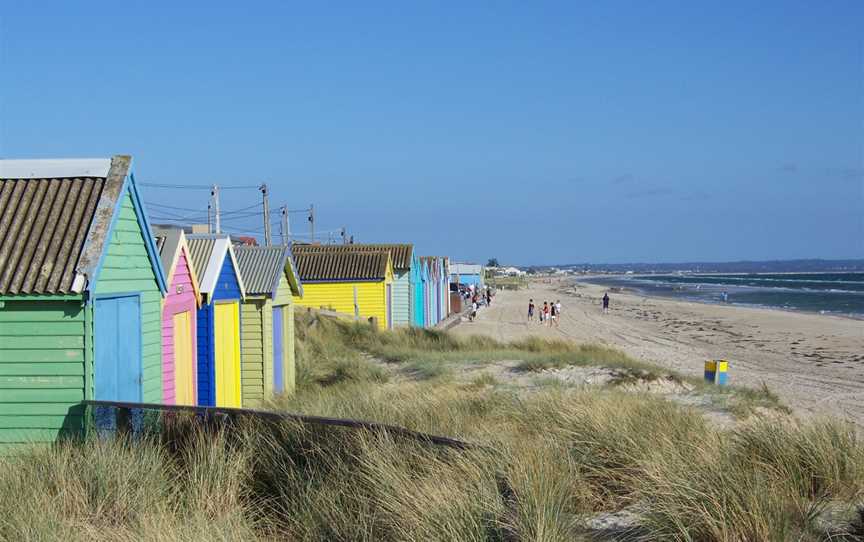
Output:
154 227 202 405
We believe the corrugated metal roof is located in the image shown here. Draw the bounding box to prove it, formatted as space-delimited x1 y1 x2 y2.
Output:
234 245 288 295
293 243 413 271
0 156 163 296
186 236 216 281
293 249 390 282
0 167 115 294
185 234 246 299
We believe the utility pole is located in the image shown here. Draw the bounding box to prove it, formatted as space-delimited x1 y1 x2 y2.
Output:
280 204 289 246
260 183 271 246
309 204 315 243
341 226 347 244
207 203 212 234
211 185 221 234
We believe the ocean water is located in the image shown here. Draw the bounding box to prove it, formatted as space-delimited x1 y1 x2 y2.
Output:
582 272 864 318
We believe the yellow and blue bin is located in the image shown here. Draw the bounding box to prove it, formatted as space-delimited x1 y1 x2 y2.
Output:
704 360 728 385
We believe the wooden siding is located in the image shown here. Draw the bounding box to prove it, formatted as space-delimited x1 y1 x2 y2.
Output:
94 191 162 403
294 280 389 330
161 249 197 404
240 297 271 407
196 303 214 405
196 251 243 407
273 273 295 395
0 300 86 451
284 302 295 393
391 269 411 327
273 274 293 307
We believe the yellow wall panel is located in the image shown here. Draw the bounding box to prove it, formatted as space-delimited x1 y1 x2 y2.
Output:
294 280 389 330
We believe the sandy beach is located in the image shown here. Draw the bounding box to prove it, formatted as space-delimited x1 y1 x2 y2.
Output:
452 278 864 424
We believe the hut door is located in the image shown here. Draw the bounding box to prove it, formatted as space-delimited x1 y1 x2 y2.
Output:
172 311 195 405
94 295 142 401
213 302 241 407
386 284 393 329
272 306 284 393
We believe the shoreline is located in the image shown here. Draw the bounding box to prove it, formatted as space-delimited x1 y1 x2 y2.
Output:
573 276 864 321
453 278 864 425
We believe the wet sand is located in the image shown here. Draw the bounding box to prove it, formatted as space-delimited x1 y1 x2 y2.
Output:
452 278 864 424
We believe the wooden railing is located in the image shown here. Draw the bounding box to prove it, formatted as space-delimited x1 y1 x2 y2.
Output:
82 400 476 450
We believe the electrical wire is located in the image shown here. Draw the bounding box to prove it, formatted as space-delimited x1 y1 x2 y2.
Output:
140 182 259 190
145 202 206 213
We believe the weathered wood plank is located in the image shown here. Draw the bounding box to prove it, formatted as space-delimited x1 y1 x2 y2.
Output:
0 375 84 388
0 363 83 376
1 389 84 402
0 321 84 336
0 336 84 349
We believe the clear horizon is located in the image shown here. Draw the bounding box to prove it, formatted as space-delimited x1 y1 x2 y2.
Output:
1 1 862 265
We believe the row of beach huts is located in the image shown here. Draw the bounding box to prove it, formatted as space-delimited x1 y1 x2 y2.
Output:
0 156 476 451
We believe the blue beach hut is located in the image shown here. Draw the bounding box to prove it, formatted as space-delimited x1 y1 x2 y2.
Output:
410 252 424 327
186 234 246 408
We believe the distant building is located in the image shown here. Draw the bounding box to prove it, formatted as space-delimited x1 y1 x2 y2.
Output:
450 262 484 287
501 266 525 277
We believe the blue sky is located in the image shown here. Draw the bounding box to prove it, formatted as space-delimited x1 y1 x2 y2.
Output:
1 1 861 265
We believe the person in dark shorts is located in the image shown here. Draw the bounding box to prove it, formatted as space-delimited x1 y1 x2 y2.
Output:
550 300 558 326
528 299 535 322
602 292 610 313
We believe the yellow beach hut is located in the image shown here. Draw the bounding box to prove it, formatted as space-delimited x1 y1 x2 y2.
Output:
186 234 246 408
291 246 393 330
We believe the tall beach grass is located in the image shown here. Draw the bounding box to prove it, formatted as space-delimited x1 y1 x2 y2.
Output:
0 314 861 541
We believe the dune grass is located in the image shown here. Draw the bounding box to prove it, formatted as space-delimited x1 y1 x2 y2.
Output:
1 314 862 541
296 312 657 377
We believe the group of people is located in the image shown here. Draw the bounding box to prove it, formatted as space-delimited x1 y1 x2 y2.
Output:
527 299 562 326
527 293 611 323
468 286 494 322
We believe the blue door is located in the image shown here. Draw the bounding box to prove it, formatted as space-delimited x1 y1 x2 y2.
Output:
272 306 284 393
95 295 142 401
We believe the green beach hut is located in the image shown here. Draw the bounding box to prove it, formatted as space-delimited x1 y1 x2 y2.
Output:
0 156 167 451
234 245 303 405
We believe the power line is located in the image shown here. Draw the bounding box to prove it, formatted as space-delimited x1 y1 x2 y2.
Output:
146 202 205 213
145 201 261 215
140 182 259 190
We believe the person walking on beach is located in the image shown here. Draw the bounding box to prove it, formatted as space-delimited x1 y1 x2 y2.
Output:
528 299 535 322
602 293 610 314
469 300 478 322
550 300 558 327
555 300 562 319
543 301 550 325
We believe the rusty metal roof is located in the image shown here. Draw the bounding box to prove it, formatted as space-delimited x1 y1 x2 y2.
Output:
293 243 414 271
293 249 390 282
0 156 131 295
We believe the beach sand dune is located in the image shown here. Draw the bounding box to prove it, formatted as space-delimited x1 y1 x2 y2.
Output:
452 278 864 424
